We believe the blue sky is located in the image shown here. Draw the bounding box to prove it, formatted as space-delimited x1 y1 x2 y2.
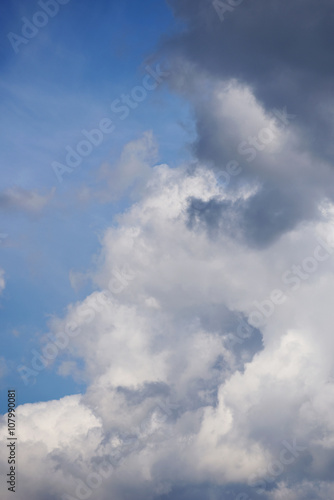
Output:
0 0 192 411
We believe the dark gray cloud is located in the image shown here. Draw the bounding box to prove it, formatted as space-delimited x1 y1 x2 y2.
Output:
156 483 265 500
163 0 334 247
187 181 316 247
166 0 334 147
116 381 171 406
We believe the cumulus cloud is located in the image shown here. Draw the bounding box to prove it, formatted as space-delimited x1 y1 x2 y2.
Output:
3 159 334 499
2 2 334 498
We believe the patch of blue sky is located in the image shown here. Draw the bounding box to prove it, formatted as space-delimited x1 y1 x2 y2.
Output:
0 0 189 408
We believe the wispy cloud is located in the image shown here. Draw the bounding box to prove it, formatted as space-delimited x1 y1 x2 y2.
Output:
0 186 55 215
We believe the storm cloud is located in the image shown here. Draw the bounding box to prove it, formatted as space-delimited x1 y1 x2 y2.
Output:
163 0 334 246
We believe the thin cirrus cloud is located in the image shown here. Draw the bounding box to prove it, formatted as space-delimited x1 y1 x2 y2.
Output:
89 130 159 203
0 186 54 215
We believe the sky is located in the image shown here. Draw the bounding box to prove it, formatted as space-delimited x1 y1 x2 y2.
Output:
1 0 334 499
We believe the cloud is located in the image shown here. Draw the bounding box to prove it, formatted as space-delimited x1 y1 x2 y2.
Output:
268 481 334 500
161 0 334 246
166 0 334 154
69 270 89 293
0 395 104 500
0 269 5 293
77 131 159 204
5 161 334 498
2 3 334 498
0 186 54 215
171 75 332 247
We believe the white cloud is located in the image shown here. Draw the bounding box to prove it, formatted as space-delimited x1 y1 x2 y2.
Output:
4 150 334 498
